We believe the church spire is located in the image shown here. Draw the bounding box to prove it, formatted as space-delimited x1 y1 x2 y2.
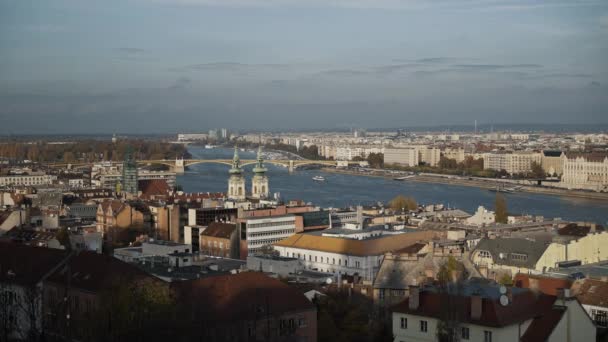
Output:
253 146 267 175
229 145 242 174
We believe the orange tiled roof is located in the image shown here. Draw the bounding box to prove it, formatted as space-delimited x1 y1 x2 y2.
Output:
274 230 438 256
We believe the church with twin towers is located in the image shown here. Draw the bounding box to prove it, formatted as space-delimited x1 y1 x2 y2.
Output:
227 146 269 200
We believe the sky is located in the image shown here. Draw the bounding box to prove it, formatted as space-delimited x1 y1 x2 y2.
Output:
0 0 607 134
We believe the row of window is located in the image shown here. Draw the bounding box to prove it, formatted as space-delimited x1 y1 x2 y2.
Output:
248 221 295 229
248 229 294 238
399 317 492 342
290 252 361 268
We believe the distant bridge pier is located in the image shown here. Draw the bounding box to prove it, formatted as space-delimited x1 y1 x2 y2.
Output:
173 158 185 174
288 160 295 173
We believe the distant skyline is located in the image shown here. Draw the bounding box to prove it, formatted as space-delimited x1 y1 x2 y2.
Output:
1 0 607 134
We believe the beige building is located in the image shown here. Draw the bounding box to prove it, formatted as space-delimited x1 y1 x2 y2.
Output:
418 147 441 167
541 151 564 176
471 233 608 276
483 151 542 175
384 148 419 167
96 200 147 233
560 152 608 191
442 148 466 163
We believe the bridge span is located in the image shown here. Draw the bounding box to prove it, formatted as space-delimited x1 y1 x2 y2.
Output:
48 158 364 174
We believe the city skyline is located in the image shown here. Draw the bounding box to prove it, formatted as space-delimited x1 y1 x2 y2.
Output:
1 0 608 134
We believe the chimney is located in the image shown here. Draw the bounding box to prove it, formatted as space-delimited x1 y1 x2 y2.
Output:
471 295 483 320
409 285 420 310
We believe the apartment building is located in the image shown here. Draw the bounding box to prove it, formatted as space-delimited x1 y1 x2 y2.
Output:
483 152 542 175
384 148 419 167
0 173 56 187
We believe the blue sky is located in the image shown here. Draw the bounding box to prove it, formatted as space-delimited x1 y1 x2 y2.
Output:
1 0 607 133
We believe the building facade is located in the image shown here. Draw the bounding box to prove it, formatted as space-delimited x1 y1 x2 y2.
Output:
227 146 246 200
560 153 608 191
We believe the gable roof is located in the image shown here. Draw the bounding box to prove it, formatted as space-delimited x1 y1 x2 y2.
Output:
274 230 438 257
514 273 573 296
392 287 557 328
138 179 170 197
171 272 315 321
373 253 441 289
46 251 153 292
0 242 69 286
473 238 550 269
572 278 608 308
201 222 236 239
520 306 566 342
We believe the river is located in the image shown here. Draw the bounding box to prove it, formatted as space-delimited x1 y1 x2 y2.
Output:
177 146 608 224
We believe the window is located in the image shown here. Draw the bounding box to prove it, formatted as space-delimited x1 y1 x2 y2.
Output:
400 317 407 329
484 330 492 342
298 318 307 327
379 289 385 300
478 250 491 258
592 309 608 327
420 320 428 332
461 327 470 340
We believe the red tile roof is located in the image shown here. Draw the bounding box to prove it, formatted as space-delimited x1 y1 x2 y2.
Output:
572 278 608 308
138 179 170 197
392 289 556 328
201 222 236 239
514 273 573 296
0 242 69 286
172 272 315 321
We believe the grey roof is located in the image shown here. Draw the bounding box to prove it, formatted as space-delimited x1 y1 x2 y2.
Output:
373 253 441 289
473 238 550 269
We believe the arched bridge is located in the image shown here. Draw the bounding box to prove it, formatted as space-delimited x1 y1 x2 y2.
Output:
48 159 364 174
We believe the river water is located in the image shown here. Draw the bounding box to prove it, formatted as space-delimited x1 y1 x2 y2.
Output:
178 146 608 224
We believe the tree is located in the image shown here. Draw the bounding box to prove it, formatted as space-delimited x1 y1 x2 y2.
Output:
498 273 513 286
366 153 384 168
530 161 545 179
436 257 466 342
389 195 417 212
495 194 508 223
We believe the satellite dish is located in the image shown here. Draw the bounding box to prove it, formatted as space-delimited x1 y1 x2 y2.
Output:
326 278 333 285
499 295 509 306
499 285 507 295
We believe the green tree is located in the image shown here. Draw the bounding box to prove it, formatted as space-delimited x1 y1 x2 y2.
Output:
366 152 384 168
498 273 513 285
495 193 508 223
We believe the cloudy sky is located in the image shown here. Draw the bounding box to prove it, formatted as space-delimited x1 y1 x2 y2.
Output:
1 0 607 134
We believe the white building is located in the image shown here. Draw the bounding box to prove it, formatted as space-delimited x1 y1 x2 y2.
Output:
465 206 495 226
244 215 298 255
392 283 596 342
177 133 209 141
273 230 437 281
0 173 56 187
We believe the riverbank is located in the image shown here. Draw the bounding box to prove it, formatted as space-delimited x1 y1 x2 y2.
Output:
321 168 608 201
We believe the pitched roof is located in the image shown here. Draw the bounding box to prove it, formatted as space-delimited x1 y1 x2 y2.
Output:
274 230 438 257
373 253 441 289
171 272 315 321
201 222 236 239
100 199 125 215
572 278 608 308
46 251 153 292
520 306 566 342
564 152 608 162
514 273 573 296
0 242 69 286
557 224 591 237
392 287 557 328
138 179 170 197
473 238 550 269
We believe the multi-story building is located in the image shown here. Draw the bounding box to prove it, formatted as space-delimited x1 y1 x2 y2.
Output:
96 200 148 233
541 150 564 176
418 147 441 167
384 148 419 167
199 222 238 258
0 173 56 187
392 281 596 342
122 151 138 195
442 148 466 163
241 214 301 257
335 145 384 161
560 152 608 191
273 230 438 281
483 151 542 175
148 203 180 242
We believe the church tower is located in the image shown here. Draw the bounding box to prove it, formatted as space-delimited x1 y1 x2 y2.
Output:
251 146 269 199
228 146 246 200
